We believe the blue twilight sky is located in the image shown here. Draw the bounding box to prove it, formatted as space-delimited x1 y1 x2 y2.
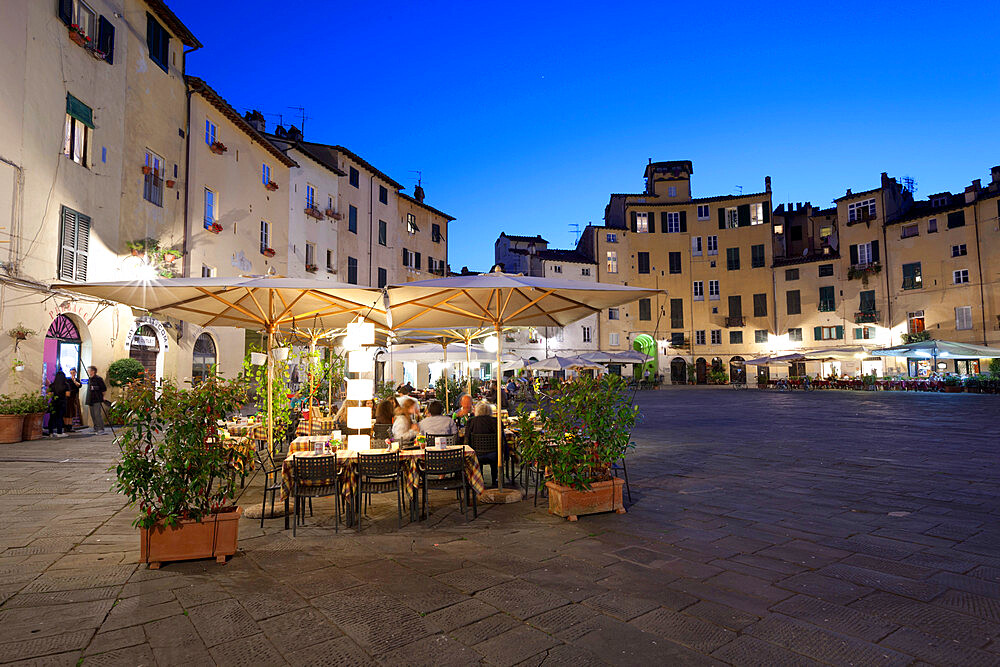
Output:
173 0 1000 271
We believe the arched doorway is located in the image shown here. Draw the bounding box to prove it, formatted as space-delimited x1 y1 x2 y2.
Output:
695 357 707 384
711 357 723 373
44 315 82 383
729 356 746 384
757 365 770 383
191 333 217 383
670 357 687 384
129 325 160 381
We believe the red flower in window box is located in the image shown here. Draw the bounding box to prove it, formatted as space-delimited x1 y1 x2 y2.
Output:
261 247 276 258
165 179 176 188
305 264 318 273
209 141 228 155
264 181 278 191
142 165 152 175
208 222 223 234
68 24 87 47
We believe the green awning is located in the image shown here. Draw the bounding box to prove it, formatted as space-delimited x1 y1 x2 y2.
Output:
66 94 94 129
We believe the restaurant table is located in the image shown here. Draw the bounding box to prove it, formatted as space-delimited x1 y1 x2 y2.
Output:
220 421 259 438
280 440 486 529
295 416 338 436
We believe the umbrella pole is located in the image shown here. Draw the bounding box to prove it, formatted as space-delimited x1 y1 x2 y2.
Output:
443 343 449 411
496 325 503 491
267 328 274 455
309 337 315 432
466 337 472 398
326 346 333 410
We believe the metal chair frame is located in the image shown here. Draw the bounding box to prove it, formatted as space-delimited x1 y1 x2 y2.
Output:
420 448 476 521
356 451 405 530
291 454 341 536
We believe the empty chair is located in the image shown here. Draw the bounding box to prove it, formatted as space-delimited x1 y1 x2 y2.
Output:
469 433 505 488
356 451 405 530
420 447 476 520
290 454 341 536
254 438 283 528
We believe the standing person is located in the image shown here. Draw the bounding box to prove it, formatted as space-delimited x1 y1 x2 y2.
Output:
85 366 107 435
47 371 68 438
66 368 83 432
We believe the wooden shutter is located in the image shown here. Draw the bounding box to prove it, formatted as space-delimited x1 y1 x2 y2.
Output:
854 328 862 339
787 290 800 315
660 211 668 233
849 244 858 266
670 298 683 328
630 211 637 232
738 204 750 227
647 211 656 233
871 240 880 263
415 252 421 270
835 325 844 340
58 0 72 24
947 210 966 228
402 248 408 265
753 293 767 317
59 206 76 280
679 211 687 232
813 326 822 340
718 208 725 230
98 16 115 65
75 212 89 281
763 203 771 224
728 295 742 317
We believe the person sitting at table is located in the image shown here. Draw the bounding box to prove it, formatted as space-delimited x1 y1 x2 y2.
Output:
333 402 349 430
463 402 507 487
419 400 457 438
396 382 414 396
452 393 473 427
374 398 396 425
392 397 420 446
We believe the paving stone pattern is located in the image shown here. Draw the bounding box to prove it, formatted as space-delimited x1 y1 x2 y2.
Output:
1 387 999 665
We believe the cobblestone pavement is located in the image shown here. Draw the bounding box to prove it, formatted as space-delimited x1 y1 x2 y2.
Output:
1 387 999 665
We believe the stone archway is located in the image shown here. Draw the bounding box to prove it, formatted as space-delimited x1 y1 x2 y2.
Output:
670 357 687 384
729 356 746 384
695 357 707 384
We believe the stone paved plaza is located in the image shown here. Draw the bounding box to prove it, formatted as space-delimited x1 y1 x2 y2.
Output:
1 387 999 665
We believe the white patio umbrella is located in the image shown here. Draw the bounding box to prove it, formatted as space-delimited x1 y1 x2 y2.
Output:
388 342 518 408
526 355 606 372
870 339 1000 370
56 276 387 451
385 269 662 494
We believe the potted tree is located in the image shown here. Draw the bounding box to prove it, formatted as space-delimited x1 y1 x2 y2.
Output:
0 395 26 444
111 374 251 568
516 375 638 521
20 393 50 441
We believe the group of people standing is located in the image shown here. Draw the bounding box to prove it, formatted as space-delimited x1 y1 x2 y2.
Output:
45 366 107 437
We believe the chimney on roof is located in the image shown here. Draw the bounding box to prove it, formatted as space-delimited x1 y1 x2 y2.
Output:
965 179 981 203
845 188 852 196
244 110 265 133
414 183 425 203
274 125 287 138
991 166 1000 185
286 125 302 141
765 176 771 193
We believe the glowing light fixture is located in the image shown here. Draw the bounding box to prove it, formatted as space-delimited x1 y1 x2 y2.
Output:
346 321 375 346
483 335 498 353
346 378 374 400
348 350 374 374
347 434 371 451
347 406 371 430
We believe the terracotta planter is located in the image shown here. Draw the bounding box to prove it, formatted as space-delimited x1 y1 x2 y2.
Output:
546 478 625 521
140 507 242 569
22 413 45 441
68 29 86 47
141 165 152 175
0 414 26 444
165 179 176 188
943 386 963 393
265 182 278 191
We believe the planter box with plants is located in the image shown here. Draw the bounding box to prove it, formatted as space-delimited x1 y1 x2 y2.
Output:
111 374 251 568
305 206 324 220
261 247 276 258
265 181 279 191
0 393 50 444
515 375 638 521
209 141 228 155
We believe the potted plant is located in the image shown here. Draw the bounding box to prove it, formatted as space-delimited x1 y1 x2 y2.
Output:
943 376 963 393
265 181 279 191
209 141 228 155
208 222 223 234
324 207 336 218
0 395 26 444
127 240 147 257
708 369 728 385
165 179 176 188
11 359 25 372
516 375 638 521
111 374 251 568
67 24 87 46
20 393 50 441
107 358 145 418
141 165 152 175
305 264 318 273
261 247 276 258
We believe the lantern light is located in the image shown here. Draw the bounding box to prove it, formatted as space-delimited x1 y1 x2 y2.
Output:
483 335 499 353
347 434 371 451
346 378 374 400
346 321 375 346
347 406 371 430
348 350 374 374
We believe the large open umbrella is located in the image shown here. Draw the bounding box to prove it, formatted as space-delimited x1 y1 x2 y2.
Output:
526 355 606 372
385 269 662 495
870 339 1000 371
388 341 518 408
578 350 652 365
56 276 387 451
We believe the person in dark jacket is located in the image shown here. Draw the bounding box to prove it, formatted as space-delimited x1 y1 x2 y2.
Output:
65 368 82 432
48 371 68 437
85 366 107 435
463 402 507 487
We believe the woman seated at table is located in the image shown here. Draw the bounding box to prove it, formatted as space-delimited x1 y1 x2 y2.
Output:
392 397 420 447
374 398 396 425
419 400 457 437
463 402 507 487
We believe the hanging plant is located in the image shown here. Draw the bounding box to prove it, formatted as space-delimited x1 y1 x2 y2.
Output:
847 262 881 286
7 323 36 342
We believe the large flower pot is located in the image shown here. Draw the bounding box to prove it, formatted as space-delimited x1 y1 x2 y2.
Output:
139 507 242 569
944 386 963 393
22 413 45 441
546 478 625 522
0 414 25 444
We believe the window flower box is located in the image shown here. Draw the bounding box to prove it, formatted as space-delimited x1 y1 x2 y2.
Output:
86 44 106 60
305 264 318 273
304 206 324 220
261 247 276 258
210 141 228 155
142 165 152 175
325 208 337 218
329 211 343 220
68 24 87 47
165 179 176 188
207 222 223 234
264 181 279 191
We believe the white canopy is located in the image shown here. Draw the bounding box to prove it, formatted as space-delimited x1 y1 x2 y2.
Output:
526 355 607 372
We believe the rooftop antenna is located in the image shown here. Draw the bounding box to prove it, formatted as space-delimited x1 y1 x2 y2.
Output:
901 176 917 194
734 185 743 195
569 223 581 245
287 106 310 136
409 170 423 187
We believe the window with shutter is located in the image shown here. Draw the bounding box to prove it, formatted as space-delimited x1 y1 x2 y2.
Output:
637 252 650 274
726 247 740 270
414 252 422 270
751 244 765 268
668 252 681 274
59 206 89 281
679 210 687 232
670 298 683 328
347 257 358 284
348 205 357 233
818 286 835 312
737 204 750 227
955 306 972 330
728 295 742 317
753 293 767 317
377 267 387 288
97 15 115 64
859 290 876 313
786 290 801 315
402 248 410 267
638 298 651 321
947 210 966 228
378 220 387 246
146 13 169 72
902 262 922 289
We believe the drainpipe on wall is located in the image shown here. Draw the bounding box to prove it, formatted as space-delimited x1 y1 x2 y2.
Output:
181 44 201 281
880 188 892 347
972 199 988 344
368 174 374 286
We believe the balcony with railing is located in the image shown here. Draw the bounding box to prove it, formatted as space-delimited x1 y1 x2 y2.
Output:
304 203 324 220
724 316 746 328
855 310 880 324
818 301 836 312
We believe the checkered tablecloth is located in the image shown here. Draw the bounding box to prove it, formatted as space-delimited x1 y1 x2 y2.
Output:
280 443 485 503
295 416 339 436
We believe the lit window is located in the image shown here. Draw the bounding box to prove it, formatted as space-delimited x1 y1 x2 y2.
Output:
635 212 649 233
907 310 924 334
819 225 833 238
726 208 739 229
606 251 618 273
848 198 876 222
749 202 764 225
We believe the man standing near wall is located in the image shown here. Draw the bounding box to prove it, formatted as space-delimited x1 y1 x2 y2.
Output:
85 366 107 435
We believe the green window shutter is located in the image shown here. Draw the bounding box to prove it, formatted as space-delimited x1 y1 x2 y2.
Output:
835 325 844 340
813 326 822 340
849 244 858 265
738 204 750 227
853 328 862 339
871 240 880 263
679 211 687 232
59 206 76 281
66 94 95 129
647 211 656 233
630 211 637 232
718 208 725 230
660 211 668 233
